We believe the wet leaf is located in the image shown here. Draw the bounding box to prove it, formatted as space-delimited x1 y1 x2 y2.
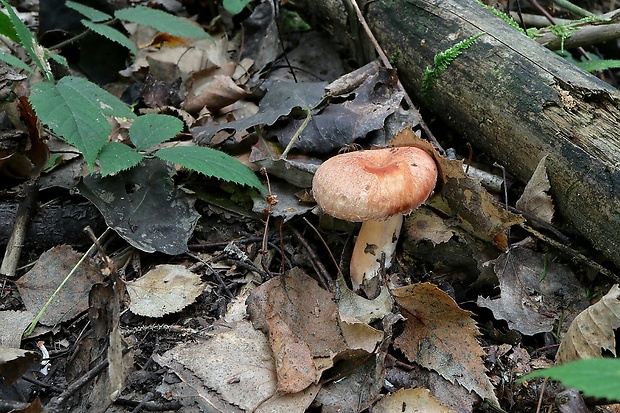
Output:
477 248 588 336
126 264 204 317
393 283 498 404
556 284 620 364
78 159 200 254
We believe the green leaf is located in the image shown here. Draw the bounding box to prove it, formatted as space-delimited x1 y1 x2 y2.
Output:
130 114 183 150
97 142 144 176
223 0 252 15
46 51 69 67
0 50 34 73
115 6 209 39
66 0 112 22
81 20 137 54
521 358 620 400
0 10 19 42
29 76 136 166
576 59 620 73
154 146 265 191
0 0 53 80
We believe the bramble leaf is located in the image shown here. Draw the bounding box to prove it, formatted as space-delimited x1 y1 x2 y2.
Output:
521 358 620 400
223 0 252 15
29 76 136 166
0 10 19 42
66 0 112 22
98 142 144 176
130 114 183 151
154 146 265 191
81 20 137 54
115 6 209 39
0 50 34 73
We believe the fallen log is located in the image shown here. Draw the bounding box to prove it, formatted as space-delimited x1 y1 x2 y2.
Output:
294 0 620 269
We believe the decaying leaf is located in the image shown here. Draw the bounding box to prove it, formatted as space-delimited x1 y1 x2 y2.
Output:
126 264 205 317
477 248 588 336
385 360 478 413
246 268 348 393
373 388 456 413
0 311 35 348
158 295 319 412
405 206 456 245
392 128 524 250
556 284 620 364
393 283 498 404
78 159 200 255
313 351 384 412
0 347 41 385
515 155 555 224
16 245 104 327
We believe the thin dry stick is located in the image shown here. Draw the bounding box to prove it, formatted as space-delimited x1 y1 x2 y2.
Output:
302 217 344 279
535 377 549 413
290 226 332 289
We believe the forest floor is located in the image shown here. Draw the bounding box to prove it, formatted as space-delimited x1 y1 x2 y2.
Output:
1 0 620 412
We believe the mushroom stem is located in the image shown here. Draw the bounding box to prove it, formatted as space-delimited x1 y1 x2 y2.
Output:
350 214 404 291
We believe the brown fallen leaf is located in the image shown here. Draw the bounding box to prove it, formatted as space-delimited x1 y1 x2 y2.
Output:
246 267 348 393
393 282 498 405
373 388 456 413
515 155 555 224
556 284 620 364
16 245 104 327
477 247 588 336
0 347 41 385
391 128 524 251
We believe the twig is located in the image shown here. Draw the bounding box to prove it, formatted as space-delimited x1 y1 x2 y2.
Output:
302 217 344 280
1 180 39 278
345 0 446 155
185 252 235 299
291 226 332 290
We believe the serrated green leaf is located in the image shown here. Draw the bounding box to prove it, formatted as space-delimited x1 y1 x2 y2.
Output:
29 76 135 166
82 20 137 54
0 0 52 80
98 142 144 176
154 146 265 191
30 82 110 166
46 51 68 67
0 10 19 42
576 59 620 73
0 50 34 73
115 6 209 39
58 76 136 119
521 358 620 400
130 114 183 150
66 0 112 22
223 0 252 15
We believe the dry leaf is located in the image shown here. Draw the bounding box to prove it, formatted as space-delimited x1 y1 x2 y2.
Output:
393 283 498 404
515 155 555 224
0 347 41 385
16 245 104 326
405 206 456 245
126 264 205 317
477 248 588 336
373 388 456 413
0 311 35 348
391 128 524 250
158 295 319 412
556 284 620 364
246 268 348 393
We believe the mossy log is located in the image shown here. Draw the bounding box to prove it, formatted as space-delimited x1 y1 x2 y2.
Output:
294 0 620 269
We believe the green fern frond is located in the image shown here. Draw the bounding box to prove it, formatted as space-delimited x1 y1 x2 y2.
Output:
422 33 485 97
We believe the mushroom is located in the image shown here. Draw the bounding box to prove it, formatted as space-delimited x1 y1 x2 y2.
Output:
312 147 438 294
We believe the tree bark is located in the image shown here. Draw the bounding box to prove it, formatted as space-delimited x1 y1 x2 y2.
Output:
295 0 620 269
